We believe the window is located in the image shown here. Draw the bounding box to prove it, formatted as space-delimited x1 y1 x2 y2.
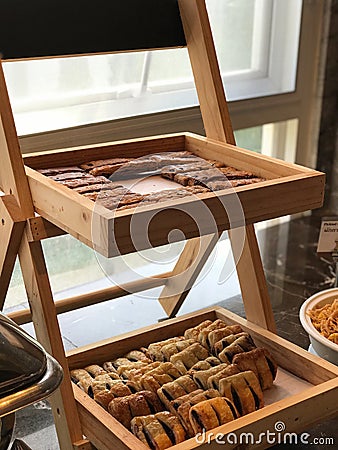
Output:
4 0 302 136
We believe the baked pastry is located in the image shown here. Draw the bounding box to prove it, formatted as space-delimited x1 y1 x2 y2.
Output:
232 347 277 390
147 337 185 361
170 343 209 375
94 381 133 409
84 364 107 377
108 390 162 429
207 178 265 191
131 411 186 449
160 161 212 180
183 320 213 340
140 362 181 390
124 362 162 388
130 186 207 209
207 325 243 352
88 373 122 396
70 368 92 384
192 363 229 390
189 397 238 434
95 189 145 210
213 332 254 355
49 171 90 182
168 389 203 413
102 361 118 373
207 364 241 390
218 371 264 415
197 319 228 348
217 334 256 363
80 157 131 171
176 389 221 437
117 361 149 379
124 350 152 363
115 151 197 179
174 168 226 187
160 339 195 362
187 356 221 374
157 375 199 410
219 167 257 179
38 166 85 175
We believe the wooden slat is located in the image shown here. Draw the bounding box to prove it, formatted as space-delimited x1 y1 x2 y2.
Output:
18 236 84 449
158 234 219 317
9 272 170 325
0 195 26 309
27 216 66 241
23 133 186 169
0 61 34 217
0 0 185 60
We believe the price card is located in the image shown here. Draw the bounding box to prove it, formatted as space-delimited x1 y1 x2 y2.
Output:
317 217 338 253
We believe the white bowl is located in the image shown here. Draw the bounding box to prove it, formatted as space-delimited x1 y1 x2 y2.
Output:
299 288 338 365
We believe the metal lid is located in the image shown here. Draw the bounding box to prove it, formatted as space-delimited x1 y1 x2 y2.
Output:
0 314 47 397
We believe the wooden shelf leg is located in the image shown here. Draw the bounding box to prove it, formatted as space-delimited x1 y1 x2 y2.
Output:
158 233 220 317
0 195 26 309
229 224 276 332
18 235 85 450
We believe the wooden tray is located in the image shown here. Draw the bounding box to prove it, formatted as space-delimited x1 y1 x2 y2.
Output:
24 132 325 257
67 306 338 450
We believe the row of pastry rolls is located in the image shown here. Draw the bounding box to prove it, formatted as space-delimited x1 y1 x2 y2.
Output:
70 318 277 449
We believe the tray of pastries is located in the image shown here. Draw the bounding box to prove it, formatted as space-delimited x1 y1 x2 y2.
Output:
67 307 338 450
24 133 324 257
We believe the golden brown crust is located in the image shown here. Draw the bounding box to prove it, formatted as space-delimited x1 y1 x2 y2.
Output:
108 391 162 430
213 332 248 355
207 364 241 390
192 363 229 390
84 364 107 377
130 417 149 447
170 343 209 375
218 371 262 415
184 320 213 340
189 399 219 434
198 320 228 348
108 396 132 429
129 393 152 417
232 347 277 390
209 397 238 423
70 368 92 383
148 337 185 361
155 411 186 445
138 390 163 414
124 350 152 363
141 415 172 450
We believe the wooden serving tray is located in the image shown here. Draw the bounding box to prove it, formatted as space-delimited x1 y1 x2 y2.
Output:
67 307 338 450
24 132 325 257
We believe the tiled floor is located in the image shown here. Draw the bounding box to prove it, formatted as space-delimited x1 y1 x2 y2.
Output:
6 215 338 449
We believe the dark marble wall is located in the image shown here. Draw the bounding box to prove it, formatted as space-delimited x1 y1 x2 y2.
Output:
316 0 338 215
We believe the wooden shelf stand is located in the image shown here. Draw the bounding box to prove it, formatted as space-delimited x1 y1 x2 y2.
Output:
0 1 329 449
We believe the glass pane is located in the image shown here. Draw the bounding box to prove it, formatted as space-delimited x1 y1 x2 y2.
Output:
148 48 192 84
208 0 255 72
235 126 263 152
